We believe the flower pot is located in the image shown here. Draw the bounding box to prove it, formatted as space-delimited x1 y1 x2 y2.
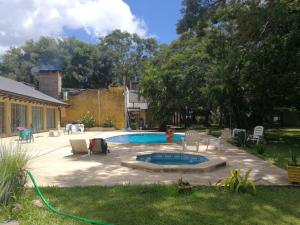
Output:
287 165 300 183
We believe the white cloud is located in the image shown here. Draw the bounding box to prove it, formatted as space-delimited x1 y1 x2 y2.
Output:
0 0 147 54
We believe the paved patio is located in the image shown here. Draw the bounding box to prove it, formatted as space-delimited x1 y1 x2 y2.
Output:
3 131 288 186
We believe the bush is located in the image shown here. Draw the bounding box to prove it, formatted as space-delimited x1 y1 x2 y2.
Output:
217 168 256 194
0 143 29 205
80 112 96 128
255 144 265 155
289 150 298 166
101 118 114 128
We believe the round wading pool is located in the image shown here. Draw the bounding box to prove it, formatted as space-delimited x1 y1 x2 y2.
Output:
105 133 184 144
136 153 208 165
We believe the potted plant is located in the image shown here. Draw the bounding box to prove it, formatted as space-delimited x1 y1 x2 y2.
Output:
287 151 300 184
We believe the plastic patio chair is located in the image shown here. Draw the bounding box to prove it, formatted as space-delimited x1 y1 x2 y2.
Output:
18 129 34 143
247 126 264 144
182 130 201 152
217 128 231 150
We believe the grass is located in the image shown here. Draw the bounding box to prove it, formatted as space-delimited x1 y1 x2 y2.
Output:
0 143 29 205
1 185 300 225
244 128 300 169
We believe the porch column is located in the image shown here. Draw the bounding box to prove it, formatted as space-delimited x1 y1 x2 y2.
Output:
4 100 11 136
43 106 47 131
26 103 32 128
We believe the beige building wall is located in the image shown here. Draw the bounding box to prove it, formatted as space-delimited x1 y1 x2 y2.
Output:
62 86 125 129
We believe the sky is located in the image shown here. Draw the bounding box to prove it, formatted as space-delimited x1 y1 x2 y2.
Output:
0 0 182 54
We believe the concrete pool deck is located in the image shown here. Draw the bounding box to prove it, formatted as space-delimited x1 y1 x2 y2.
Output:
2 131 289 186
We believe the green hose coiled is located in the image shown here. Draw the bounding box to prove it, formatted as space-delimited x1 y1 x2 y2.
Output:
26 170 114 225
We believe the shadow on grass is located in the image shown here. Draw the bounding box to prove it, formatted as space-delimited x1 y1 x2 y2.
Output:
4 186 300 225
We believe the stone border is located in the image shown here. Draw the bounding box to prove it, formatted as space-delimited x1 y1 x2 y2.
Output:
121 151 226 172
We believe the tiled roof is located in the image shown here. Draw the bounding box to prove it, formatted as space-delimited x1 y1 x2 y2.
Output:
0 76 66 105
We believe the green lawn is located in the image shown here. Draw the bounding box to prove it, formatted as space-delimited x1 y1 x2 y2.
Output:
244 128 300 169
1 186 300 225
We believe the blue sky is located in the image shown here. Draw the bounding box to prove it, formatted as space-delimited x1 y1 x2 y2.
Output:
64 0 182 44
0 0 182 53
124 0 182 43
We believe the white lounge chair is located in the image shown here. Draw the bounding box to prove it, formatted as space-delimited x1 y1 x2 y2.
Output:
247 126 264 144
69 139 90 155
218 128 231 150
64 123 85 134
182 130 201 152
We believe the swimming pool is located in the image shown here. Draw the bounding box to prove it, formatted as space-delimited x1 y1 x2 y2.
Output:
137 153 208 165
105 133 184 144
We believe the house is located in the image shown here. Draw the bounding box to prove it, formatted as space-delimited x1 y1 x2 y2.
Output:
0 75 66 137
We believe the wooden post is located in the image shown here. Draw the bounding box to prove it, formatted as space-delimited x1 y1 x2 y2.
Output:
43 106 47 131
4 100 11 136
26 103 32 129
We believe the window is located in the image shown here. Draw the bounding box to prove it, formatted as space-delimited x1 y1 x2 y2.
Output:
0 102 4 134
11 104 27 133
47 108 55 129
32 106 44 131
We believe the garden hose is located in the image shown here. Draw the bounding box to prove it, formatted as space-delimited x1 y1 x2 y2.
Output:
26 170 114 225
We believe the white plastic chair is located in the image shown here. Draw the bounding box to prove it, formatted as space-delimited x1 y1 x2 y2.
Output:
247 126 264 144
218 128 231 150
182 130 201 152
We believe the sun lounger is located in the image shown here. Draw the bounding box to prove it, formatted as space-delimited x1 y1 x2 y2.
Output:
69 139 90 155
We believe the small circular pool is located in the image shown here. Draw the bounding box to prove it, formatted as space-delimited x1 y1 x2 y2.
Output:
137 153 208 165
105 133 184 144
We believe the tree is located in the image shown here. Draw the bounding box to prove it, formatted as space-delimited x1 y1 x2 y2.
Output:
98 30 159 86
141 37 209 128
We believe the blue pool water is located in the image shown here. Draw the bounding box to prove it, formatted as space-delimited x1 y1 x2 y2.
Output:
105 133 184 144
137 153 208 165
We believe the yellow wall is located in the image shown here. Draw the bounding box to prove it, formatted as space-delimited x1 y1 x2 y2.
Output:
62 86 125 129
0 95 62 137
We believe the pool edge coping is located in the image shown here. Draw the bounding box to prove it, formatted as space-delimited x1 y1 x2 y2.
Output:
121 151 226 172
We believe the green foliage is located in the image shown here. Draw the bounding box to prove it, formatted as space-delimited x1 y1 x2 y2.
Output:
255 144 265 155
0 143 29 205
80 112 96 128
101 118 115 128
0 31 158 89
141 37 209 128
217 168 256 194
244 128 300 169
289 151 298 166
143 0 300 129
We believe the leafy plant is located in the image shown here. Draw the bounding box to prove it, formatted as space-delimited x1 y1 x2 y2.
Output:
0 143 29 205
217 168 256 194
101 118 114 128
80 111 96 128
255 144 265 155
177 178 192 194
288 151 298 166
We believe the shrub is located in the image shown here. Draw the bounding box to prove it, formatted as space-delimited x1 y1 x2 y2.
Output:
0 143 29 205
80 112 96 128
101 118 114 128
255 144 265 155
217 168 256 194
289 150 298 166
